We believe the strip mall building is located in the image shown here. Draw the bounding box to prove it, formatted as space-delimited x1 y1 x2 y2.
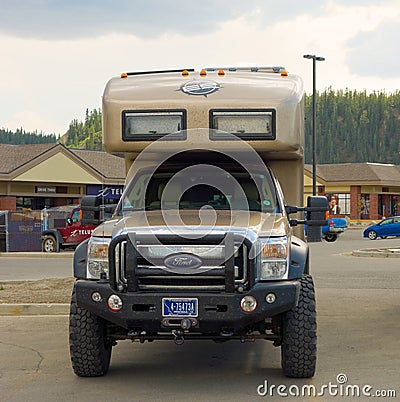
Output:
0 144 399 220
304 163 400 220
0 143 125 210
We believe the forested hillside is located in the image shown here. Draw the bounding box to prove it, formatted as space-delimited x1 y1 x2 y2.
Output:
61 108 102 150
305 88 400 164
0 128 57 144
3 89 400 163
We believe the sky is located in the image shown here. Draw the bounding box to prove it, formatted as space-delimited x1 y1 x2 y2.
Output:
1 0 400 135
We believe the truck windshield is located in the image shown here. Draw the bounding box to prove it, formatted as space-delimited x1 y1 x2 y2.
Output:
120 166 279 213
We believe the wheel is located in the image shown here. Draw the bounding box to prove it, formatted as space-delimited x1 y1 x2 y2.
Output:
281 274 316 378
324 233 337 242
42 235 57 252
368 230 377 240
69 287 112 377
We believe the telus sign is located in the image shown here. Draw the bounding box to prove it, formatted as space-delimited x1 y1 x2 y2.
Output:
86 185 124 200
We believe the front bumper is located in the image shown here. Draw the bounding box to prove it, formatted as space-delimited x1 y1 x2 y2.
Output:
75 279 300 336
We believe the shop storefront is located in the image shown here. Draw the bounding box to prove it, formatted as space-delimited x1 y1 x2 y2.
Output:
0 143 125 211
305 163 400 220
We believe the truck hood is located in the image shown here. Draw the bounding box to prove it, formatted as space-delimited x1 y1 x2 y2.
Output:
93 209 290 240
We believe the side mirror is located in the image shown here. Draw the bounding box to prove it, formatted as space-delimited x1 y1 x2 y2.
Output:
285 196 328 226
81 196 102 225
306 196 329 226
67 217 73 226
306 196 328 243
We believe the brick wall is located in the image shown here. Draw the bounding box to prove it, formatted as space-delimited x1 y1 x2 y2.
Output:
0 197 16 211
350 186 361 219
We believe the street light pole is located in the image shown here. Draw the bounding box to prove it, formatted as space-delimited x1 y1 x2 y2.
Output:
303 54 325 196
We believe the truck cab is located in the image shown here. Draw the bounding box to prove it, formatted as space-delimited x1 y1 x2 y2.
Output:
41 205 96 252
69 67 328 378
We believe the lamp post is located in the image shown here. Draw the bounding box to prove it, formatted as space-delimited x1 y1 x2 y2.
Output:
304 54 325 243
303 54 325 196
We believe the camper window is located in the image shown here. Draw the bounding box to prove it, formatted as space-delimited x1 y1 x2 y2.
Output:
122 110 186 141
209 109 275 140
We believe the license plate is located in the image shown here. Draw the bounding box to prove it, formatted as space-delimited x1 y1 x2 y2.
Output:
162 298 198 317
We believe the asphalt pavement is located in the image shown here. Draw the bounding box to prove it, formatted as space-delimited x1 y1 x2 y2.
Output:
0 229 399 401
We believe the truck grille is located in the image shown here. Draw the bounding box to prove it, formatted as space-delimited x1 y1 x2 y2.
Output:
108 233 253 292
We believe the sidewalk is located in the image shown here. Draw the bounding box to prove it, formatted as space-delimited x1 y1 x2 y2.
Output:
0 252 73 258
352 248 400 257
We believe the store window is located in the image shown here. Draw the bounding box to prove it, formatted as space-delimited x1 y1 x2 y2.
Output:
391 196 399 216
359 194 370 219
16 197 34 210
326 193 350 215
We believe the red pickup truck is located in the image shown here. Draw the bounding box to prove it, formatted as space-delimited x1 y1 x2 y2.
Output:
41 205 97 252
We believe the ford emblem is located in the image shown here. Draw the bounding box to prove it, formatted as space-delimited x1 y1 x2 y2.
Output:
164 253 202 270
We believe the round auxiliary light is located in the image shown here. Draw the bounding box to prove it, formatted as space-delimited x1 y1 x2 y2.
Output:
107 294 123 312
265 293 276 304
240 295 257 313
91 292 102 303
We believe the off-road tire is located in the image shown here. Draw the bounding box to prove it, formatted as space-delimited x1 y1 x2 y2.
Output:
281 274 316 378
324 233 337 242
368 230 377 240
42 235 57 252
69 287 112 377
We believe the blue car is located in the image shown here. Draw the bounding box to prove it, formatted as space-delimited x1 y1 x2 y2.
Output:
363 216 400 240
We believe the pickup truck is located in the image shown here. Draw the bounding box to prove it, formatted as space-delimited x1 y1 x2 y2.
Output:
322 217 347 242
41 205 97 252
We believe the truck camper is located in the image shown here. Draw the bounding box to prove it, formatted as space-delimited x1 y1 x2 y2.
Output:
69 67 328 378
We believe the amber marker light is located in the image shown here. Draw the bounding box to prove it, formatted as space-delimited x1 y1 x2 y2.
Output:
182 70 189 76
200 69 207 76
121 72 128 79
218 70 225 76
281 70 288 77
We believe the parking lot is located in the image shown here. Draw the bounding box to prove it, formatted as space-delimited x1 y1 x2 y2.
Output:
0 229 399 401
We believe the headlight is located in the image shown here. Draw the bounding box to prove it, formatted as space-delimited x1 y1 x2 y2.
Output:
259 237 288 280
87 237 111 279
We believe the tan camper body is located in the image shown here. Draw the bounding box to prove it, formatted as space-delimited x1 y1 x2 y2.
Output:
102 68 305 210
69 68 324 379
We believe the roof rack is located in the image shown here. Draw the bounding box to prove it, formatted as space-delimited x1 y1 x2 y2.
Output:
204 66 286 73
124 69 195 76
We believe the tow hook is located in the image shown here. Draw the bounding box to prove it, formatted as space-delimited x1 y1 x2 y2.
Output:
172 330 185 345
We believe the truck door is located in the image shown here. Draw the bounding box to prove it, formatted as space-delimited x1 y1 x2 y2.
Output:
60 208 95 244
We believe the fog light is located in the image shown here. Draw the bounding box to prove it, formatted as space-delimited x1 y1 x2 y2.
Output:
107 295 123 312
265 293 276 304
91 291 102 303
240 295 257 313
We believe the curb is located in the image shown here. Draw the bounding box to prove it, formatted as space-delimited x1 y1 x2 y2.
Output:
352 248 400 258
0 303 69 316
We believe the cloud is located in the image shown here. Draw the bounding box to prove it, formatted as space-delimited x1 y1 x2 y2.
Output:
0 0 326 39
347 21 400 78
